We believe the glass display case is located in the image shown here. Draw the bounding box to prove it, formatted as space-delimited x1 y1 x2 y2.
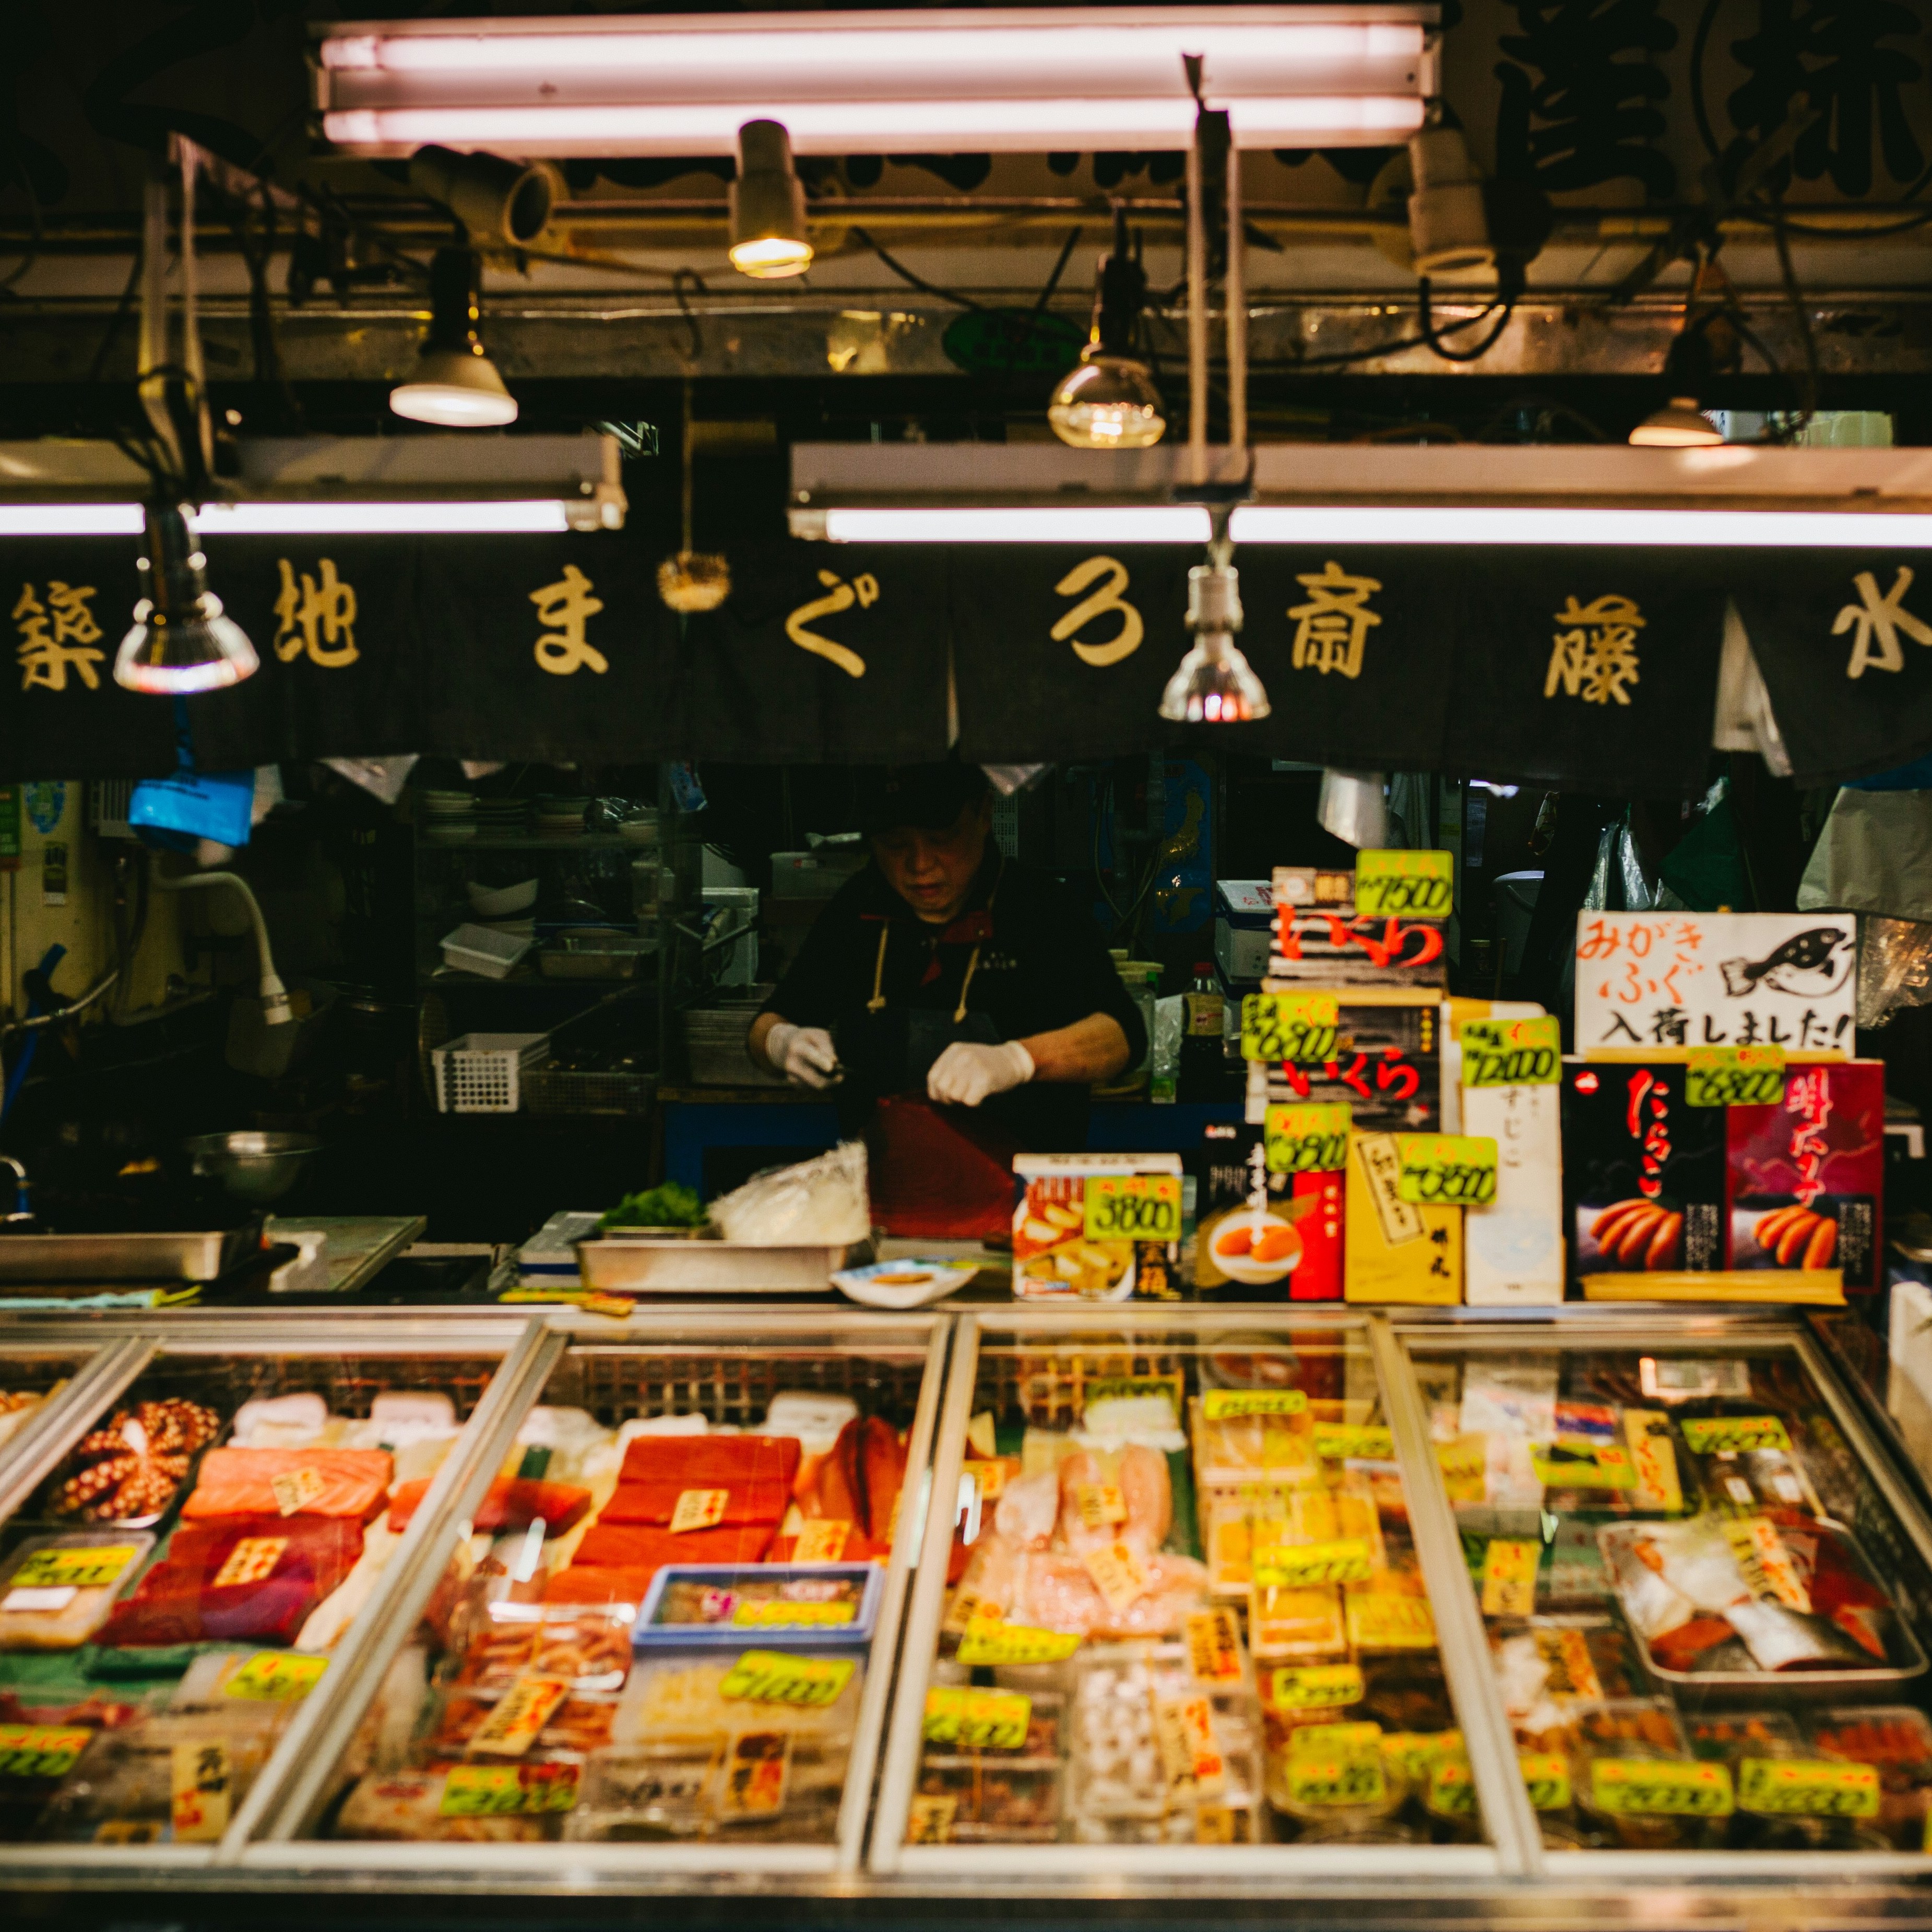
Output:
0 1313 535 1871
873 1307 1517 1879
0 1336 131 1524
245 1309 945 1881
1400 1312 1932 1878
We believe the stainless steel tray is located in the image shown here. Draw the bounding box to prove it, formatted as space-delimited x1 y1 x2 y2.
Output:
1601 1515 1929 1703
574 1231 874 1292
0 1225 263 1286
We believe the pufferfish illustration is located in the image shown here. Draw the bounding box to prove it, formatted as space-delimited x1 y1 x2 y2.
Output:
1719 926 1855 999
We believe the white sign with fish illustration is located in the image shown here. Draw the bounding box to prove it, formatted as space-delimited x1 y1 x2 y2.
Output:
1574 913 1856 1056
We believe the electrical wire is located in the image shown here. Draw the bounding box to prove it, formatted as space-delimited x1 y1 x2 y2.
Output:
0 163 42 294
1417 274 1518 364
1765 193 1819 434
848 226 984 311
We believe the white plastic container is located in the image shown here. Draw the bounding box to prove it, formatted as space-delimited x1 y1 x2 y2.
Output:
431 1032 547 1113
439 921 532 979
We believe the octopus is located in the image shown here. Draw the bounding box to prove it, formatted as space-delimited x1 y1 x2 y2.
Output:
51 1398 221 1523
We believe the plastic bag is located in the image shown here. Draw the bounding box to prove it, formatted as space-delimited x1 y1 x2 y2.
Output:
1858 916 1932 1028
708 1141 871 1246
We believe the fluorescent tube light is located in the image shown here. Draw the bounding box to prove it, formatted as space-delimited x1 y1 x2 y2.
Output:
811 505 1932 547
0 501 575 537
316 6 1435 155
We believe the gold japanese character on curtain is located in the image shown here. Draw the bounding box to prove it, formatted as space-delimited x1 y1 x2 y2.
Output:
1287 561 1383 679
1836 565 1932 679
531 565 608 675
1545 593 1644 706
14 581 104 692
272 558 360 668
1051 555 1143 667
785 568 876 678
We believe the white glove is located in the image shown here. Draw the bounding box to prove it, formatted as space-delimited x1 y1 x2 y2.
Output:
766 1022 840 1088
928 1039 1035 1107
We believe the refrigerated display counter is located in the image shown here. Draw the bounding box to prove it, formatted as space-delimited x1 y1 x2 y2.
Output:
0 1302 1930 1922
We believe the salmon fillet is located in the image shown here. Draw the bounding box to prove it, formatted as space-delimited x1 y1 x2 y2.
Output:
180 1447 393 1521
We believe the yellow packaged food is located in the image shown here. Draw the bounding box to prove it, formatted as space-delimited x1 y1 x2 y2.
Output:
1248 1582 1347 1661
1344 1131 1463 1305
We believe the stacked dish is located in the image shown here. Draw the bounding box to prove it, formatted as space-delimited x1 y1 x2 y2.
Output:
536 795 589 838
473 798 531 840
420 790 476 843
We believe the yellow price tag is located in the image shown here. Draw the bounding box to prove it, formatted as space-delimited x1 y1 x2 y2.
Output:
270 1466 327 1517
1530 1439 1638 1489
1738 1757 1880 1818
170 1740 230 1842
907 1794 957 1844
1287 1751 1388 1808
212 1537 289 1591
0 1724 91 1779
468 1672 571 1756
1241 992 1339 1064
1591 1759 1733 1817
719 1650 855 1706
1290 1721 1381 1757
1202 1389 1307 1420
1081 1539 1151 1613
1313 1423 1394 1462
923 1687 1032 1752
1427 1756 1477 1817
1520 1752 1572 1810
9 1545 139 1591
223 1651 329 1703
1480 1538 1542 1618
1355 849 1453 919
1686 1044 1786 1108
1459 1017 1560 1088
1253 1537 1372 1587
1381 1730 1460 1783
955 1622 1082 1666
1084 1174 1182 1242
1395 1133 1499 1207
730 1599 856 1628
1269 1663 1365 1710
1072 1483 1127 1531
1346 1591 1437 1651
439 1762 579 1817
1680 1415 1793 1455
1263 1103 1351 1174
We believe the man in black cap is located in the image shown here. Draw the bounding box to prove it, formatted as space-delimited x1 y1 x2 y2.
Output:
748 764 1144 1149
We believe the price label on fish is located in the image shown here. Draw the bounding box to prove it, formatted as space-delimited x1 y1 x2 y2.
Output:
9 1545 139 1591
0 1725 91 1779
1679 1415 1792 1455
1355 849 1454 919
469 1672 571 1755
439 1763 579 1818
1269 1663 1364 1710
1184 1608 1246 1686
1253 1537 1373 1587
1241 993 1338 1064
1591 1759 1734 1817
792 1519 850 1563
1083 1174 1182 1243
1686 1044 1787 1107
1072 1483 1126 1531
1263 1104 1351 1174
1395 1134 1498 1206
668 1487 730 1533
719 1650 855 1708
1081 1538 1151 1613
224 1652 328 1702
270 1466 327 1517
1459 1017 1560 1088
1480 1539 1543 1617
1738 1758 1880 1817
212 1538 287 1591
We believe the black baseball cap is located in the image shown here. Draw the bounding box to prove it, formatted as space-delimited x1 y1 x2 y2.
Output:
856 762 990 836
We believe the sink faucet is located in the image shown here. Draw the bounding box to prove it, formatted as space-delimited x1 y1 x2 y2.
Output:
0 1154 34 1225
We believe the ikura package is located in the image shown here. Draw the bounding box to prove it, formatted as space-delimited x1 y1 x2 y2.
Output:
1193 1122 1344 1302
1563 1061 1725 1278
1012 1153 1183 1302
1245 996 1441 1137
1725 1059 1885 1290
1266 866 1449 992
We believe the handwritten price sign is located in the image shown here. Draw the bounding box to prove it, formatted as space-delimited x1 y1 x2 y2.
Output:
1083 1174 1182 1242
1459 1017 1560 1088
1686 1044 1786 1108
1240 993 1338 1064
1395 1134 1498 1207
1355 849 1453 919
1263 1103 1350 1175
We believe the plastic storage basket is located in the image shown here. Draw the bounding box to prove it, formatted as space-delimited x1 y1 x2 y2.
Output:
431 1032 547 1113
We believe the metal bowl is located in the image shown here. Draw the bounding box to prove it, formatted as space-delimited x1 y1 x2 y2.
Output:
186 1131 322 1205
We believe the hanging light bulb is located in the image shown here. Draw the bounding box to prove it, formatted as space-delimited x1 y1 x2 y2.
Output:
114 501 259 695
390 248 518 428
729 120 812 279
1158 518 1268 722
1050 207 1165 449
1629 397 1724 447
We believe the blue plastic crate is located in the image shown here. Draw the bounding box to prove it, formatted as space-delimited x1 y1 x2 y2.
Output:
632 1562 883 1649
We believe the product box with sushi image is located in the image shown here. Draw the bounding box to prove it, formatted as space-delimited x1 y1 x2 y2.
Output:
1562 1060 1725 1279
1012 1153 1185 1301
1343 1130 1462 1305
1193 1109 1345 1302
1244 991 1441 1136
1725 1058 1884 1290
